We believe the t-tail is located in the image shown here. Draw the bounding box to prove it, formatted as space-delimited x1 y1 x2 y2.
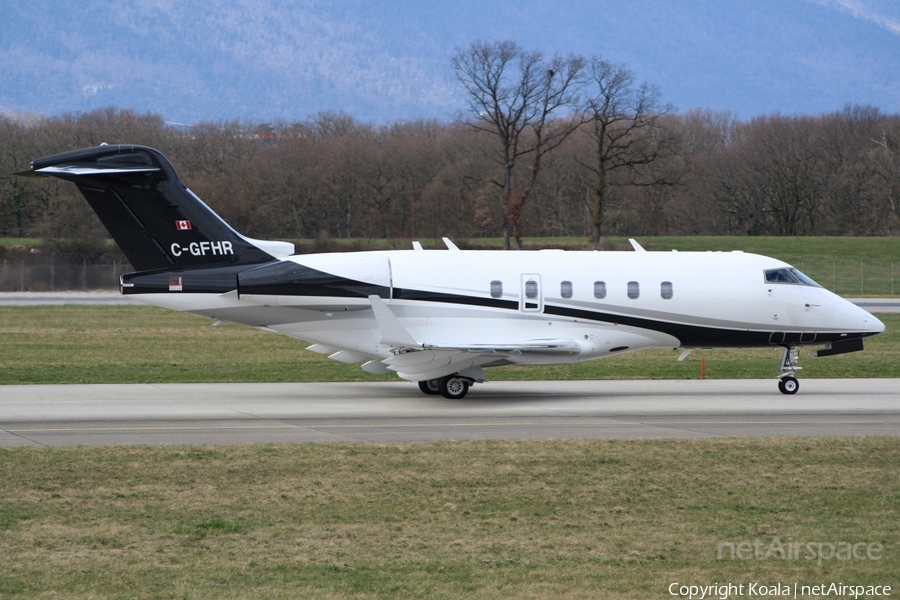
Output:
27 144 293 272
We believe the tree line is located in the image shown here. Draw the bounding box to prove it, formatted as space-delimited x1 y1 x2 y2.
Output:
1 42 899 247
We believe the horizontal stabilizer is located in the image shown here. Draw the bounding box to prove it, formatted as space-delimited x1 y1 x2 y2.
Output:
34 165 160 176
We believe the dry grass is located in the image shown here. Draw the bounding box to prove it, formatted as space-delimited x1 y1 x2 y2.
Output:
1 438 898 598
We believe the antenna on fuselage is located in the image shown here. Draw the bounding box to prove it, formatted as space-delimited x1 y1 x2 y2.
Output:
629 239 646 252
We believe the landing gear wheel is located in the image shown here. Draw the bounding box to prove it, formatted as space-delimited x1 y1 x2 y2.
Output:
778 376 799 395
438 375 470 399
777 346 801 395
418 379 441 395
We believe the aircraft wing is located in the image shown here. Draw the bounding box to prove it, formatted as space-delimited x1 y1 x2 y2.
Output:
367 295 580 381
380 341 580 382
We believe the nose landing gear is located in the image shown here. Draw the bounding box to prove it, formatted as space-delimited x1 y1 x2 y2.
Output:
777 345 801 394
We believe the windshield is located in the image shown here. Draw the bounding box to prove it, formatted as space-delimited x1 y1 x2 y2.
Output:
764 268 822 287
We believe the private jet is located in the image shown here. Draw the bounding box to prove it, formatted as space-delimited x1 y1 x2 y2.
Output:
23 144 885 398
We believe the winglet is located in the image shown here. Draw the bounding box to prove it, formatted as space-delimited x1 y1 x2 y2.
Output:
629 239 646 252
368 295 419 348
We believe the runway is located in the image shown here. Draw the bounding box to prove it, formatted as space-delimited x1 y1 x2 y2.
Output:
2 379 899 446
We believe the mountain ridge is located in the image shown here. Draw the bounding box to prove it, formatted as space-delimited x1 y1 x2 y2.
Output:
2 0 899 124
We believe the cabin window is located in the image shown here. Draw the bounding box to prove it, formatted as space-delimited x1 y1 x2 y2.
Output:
593 281 607 299
490 280 503 298
560 280 573 299
661 281 673 299
627 281 640 299
525 280 538 299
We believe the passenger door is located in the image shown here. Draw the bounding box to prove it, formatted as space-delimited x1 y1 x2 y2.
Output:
520 274 543 312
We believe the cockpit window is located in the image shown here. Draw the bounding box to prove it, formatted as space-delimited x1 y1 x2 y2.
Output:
764 268 821 287
789 268 821 287
765 269 797 283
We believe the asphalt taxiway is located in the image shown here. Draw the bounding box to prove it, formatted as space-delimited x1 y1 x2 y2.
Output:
1 379 898 446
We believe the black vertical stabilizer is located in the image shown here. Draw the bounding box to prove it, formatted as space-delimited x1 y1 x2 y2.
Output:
29 145 289 271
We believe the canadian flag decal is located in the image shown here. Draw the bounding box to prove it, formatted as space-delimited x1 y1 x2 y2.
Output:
176 220 192 230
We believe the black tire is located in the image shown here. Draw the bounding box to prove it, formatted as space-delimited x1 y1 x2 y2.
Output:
438 375 470 399
778 376 799 395
418 379 441 395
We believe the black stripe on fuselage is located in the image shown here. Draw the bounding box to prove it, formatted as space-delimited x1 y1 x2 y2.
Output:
122 264 873 348
237 260 390 299
122 263 261 294
543 303 760 347
393 287 518 310
540 304 878 347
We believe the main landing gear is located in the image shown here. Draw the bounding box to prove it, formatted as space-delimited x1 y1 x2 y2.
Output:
777 345 801 395
417 374 472 399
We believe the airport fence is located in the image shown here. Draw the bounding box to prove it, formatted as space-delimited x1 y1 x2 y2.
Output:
796 258 897 296
0 256 131 292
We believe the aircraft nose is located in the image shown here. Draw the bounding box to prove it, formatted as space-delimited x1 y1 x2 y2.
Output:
851 304 884 335
835 298 884 335
869 313 886 334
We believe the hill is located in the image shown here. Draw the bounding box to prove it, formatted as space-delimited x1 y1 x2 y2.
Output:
2 0 900 123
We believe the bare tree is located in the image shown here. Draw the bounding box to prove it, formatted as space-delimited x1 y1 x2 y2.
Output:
868 128 900 228
0 115 33 237
453 40 586 249
580 58 681 243
745 116 827 236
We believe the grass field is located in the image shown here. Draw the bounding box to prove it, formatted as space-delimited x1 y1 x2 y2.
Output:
0 305 897 384
1 438 897 599
0 238 44 248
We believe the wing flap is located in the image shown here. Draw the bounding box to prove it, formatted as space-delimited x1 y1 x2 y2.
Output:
387 353 455 375
382 349 446 367
386 352 493 382
424 339 581 355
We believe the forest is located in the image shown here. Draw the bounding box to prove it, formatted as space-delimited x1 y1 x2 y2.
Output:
2 42 899 248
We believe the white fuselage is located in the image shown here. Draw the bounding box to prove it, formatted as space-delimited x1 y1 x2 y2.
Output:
126 248 884 381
